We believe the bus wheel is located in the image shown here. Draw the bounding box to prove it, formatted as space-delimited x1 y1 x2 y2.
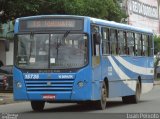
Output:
31 101 45 111
95 81 107 110
122 80 141 104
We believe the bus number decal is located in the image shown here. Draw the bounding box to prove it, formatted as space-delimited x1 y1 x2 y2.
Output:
24 74 39 79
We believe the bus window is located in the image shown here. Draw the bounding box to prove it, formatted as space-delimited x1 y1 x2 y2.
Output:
135 33 142 56
91 25 100 56
110 29 117 55
127 32 135 56
119 31 128 55
17 34 49 68
118 31 127 55
50 34 88 68
148 35 153 56
142 34 148 56
102 28 110 55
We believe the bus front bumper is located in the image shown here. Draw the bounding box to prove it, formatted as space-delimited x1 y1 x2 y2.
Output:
14 91 93 101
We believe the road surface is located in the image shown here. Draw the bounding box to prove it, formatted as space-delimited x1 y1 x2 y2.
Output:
0 85 160 119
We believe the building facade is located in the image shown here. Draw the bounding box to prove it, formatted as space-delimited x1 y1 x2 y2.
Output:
120 0 160 35
0 21 14 65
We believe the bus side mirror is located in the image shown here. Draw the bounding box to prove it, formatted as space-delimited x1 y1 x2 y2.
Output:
93 32 100 44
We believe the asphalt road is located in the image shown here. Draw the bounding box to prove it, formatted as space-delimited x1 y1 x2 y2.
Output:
0 85 160 119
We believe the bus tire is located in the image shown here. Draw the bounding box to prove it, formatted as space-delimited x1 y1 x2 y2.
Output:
95 81 107 110
31 101 45 111
122 80 141 104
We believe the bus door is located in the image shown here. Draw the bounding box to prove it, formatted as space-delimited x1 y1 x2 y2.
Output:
91 25 102 99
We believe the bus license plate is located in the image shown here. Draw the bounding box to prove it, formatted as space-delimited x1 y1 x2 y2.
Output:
42 94 56 100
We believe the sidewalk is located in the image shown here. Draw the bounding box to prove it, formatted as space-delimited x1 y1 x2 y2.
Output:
0 93 14 105
154 80 160 85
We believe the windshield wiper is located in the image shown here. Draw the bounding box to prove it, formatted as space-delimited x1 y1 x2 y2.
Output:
56 31 70 60
62 30 70 41
56 30 70 49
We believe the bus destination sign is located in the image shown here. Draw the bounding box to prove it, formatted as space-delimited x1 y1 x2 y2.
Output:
19 18 83 31
28 20 75 28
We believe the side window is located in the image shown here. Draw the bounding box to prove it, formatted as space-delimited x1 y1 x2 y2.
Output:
118 31 127 55
127 32 135 56
102 28 110 55
135 33 142 56
148 35 153 56
91 25 100 56
110 29 118 55
142 34 148 56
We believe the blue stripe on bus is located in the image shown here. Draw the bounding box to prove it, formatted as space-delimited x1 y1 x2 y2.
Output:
119 56 153 68
101 57 121 81
112 56 153 79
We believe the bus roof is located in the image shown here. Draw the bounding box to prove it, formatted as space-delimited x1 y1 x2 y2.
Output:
16 15 85 20
89 17 153 34
15 15 153 34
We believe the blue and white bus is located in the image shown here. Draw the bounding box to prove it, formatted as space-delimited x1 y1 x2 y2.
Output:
13 15 154 111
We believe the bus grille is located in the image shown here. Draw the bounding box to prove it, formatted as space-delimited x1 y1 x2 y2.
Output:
25 79 74 92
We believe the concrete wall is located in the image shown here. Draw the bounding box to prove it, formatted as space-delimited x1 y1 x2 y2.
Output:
0 40 14 65
6 41 13 65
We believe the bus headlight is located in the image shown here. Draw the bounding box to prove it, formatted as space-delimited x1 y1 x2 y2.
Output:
77 81 84 88
16 82 22 88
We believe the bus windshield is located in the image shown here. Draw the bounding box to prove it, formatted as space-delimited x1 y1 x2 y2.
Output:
16 33 88 69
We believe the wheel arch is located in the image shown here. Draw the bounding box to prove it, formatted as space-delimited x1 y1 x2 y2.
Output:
138 76 142 93
104 77 109 97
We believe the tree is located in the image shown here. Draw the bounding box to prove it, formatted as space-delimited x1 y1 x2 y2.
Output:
0 0 127 23
154 35 160 55
154 35 160 79
1 0 41 23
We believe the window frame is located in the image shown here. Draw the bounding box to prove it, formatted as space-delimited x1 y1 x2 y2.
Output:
101 27 110 55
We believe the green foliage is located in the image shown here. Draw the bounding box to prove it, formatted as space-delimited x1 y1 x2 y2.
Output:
64 0 127 22
1 0 40 22
154 35 160 54
1 0 127 23
154 35 160 79
153 35 160 79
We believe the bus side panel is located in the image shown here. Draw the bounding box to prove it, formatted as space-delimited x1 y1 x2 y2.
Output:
101 56 124 98
113 56 137 96
71 67 93 101
13 67 28 100
141 57 154 94
114 56 154 95
91 64 102 100
101 55 154 98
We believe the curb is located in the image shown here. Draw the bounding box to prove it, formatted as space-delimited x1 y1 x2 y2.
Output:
154 81 160 85
0 94 14 105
